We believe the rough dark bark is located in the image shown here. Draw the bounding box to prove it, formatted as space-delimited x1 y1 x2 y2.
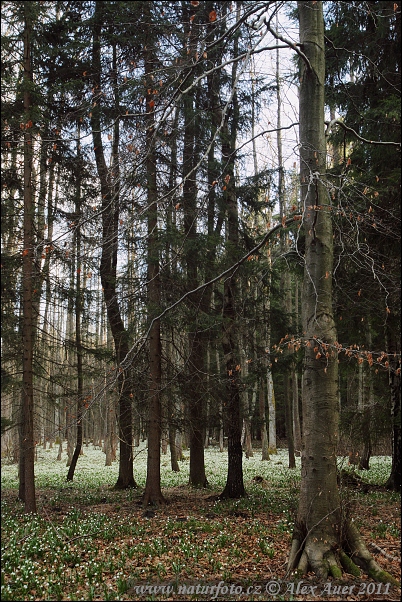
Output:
180 1 208 489
217 16 245 499
385 337 401 491
66 126 83 482
277 38 295 469
292 368 302 455
20 2 36 513
164 106 181 474
91 3 135 490
259 385 270 461
219 10 245 500
169 422 180 473
220 294 245 500
142 11 166 505
284 373 296 469
187 317 208 487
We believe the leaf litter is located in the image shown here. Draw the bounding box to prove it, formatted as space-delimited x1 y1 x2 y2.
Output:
1 446 400 601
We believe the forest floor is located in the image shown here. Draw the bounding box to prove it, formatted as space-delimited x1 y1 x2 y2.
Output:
1 447 400 601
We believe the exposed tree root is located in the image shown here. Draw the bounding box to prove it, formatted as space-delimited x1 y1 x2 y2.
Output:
288 522 400 586
326 550 343 579
345 522 400 586
339 549 361 577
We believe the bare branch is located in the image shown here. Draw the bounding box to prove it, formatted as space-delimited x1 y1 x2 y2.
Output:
325 119 401 148
261 18 314 73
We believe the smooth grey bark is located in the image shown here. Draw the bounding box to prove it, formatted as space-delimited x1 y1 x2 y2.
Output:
289 1 342 577
288 4 398 585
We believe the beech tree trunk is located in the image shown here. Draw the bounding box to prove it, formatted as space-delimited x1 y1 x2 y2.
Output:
288 4 398 585
292 7 341 573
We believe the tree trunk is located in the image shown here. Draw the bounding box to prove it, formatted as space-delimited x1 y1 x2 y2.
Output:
292 279 302 455
216 350 224 453
91 4 136 489
66 409 74 468
66 125 83 482
218 4 245 500
104 396 115 467
218 26 245 499
292 7 341 573
264 240 276 457
277 36 295 469
181 1 208 489
219 149 244 493
169 420 180 473
259 385 270 461
385 328 401 491
56 440 62 461
241 341 254 459
288 4 398 585
164 106 181 473
165 329 179 472
284 373 296 469
142 14 165 505
267 371 277 454
357 358 372 471
291 368 302 455
250 57 271 464
20 3 36 513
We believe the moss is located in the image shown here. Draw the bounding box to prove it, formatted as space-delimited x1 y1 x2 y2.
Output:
328 563 343 579
367 567 400 587
339 550 361 577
